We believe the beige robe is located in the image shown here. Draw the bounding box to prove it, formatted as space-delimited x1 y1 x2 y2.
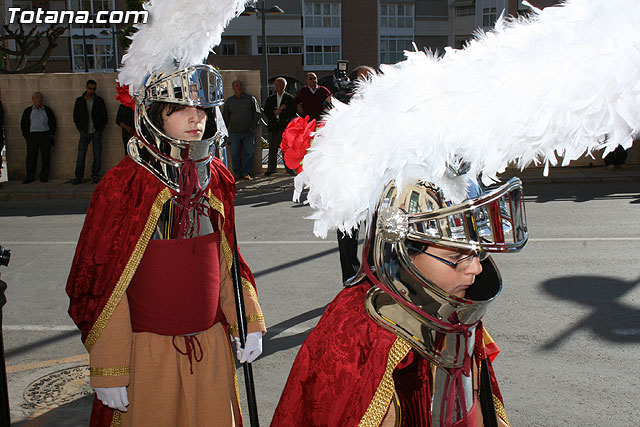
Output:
89 245 266 427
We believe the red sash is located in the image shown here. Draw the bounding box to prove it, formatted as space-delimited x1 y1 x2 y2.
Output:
127 232 223 335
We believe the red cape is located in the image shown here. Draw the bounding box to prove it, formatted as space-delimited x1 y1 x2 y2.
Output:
270 282 507 427
66 156 255 426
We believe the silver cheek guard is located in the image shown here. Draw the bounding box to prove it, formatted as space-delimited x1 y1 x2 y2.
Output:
128 65 225 192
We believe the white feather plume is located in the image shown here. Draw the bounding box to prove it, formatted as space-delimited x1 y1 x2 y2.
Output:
298 0 640 238
118 0 252 93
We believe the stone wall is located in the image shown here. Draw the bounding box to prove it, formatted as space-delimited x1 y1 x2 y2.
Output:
1 70 263 181
1 70 637 181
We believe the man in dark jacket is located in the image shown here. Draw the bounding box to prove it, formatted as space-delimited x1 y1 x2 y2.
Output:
20 92 57 183
263 77 297 175
73 79 108 184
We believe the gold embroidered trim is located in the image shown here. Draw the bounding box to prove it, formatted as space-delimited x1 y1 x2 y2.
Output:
229 336 244 424
110 409 122 427
247 314 264 323
242 277 258 300
227 313 265 336
358 337 412 427
494 394 510 426
85 188 172 352
209 191 260 307
90 366 130 377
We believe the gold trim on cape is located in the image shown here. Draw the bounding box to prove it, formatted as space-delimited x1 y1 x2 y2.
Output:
85 188 172 352
494 394 510 426
110 409 122 427
90 366 131 377
358 337 412 427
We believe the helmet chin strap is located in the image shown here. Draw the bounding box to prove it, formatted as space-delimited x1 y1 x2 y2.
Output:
174 159 209 239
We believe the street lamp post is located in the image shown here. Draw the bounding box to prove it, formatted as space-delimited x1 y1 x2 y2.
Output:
242 2 285 103
260 0 268 103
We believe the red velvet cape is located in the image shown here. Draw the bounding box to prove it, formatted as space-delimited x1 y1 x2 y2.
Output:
270 281 506 427
66 156 256 426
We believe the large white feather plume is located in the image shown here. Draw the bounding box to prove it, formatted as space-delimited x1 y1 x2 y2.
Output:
118 0 252 93
299 0 640 238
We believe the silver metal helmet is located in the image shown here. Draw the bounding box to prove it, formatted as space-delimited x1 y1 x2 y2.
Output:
364 176 528 368
127 64 225 192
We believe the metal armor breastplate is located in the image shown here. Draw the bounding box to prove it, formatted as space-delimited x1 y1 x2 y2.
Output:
152 196 215 240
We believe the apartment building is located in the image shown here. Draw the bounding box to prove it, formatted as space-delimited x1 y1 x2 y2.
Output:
1 0 129 73
1 0 560 84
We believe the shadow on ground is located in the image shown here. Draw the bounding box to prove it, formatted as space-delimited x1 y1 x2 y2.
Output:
523 182 640 204
12 394 92 427
540 274 640 350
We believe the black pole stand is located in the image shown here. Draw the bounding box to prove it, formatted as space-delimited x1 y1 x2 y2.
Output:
230 230 260 427
0 276 10 427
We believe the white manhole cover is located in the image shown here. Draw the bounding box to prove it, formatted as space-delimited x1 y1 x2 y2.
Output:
23 366 92 408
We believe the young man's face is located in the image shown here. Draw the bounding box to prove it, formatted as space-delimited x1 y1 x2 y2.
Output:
86 83 97 97
411 245 483 298
162 106 207 141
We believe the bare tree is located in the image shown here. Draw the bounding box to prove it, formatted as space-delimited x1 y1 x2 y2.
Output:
0 22 66 74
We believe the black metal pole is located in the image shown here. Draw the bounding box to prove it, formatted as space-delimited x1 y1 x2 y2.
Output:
260 0 269 103
0 277 10 427
230 229 260 427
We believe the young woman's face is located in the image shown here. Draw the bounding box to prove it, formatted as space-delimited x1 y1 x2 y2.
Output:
162 106 207 141
411 245 483 298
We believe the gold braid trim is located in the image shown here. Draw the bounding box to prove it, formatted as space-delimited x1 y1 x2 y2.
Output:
85 188 172 352
494 394 510 426
90 366 130 377
227 314 265 335
229 336 244 424
209 192 233 274
208 190 261 319
242 277 258 300
358 337 412 427
110 409 122 427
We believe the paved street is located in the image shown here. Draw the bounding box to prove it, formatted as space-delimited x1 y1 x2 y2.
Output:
0 178 639 426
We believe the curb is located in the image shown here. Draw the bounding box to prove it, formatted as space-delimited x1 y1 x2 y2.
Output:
2 168 639 201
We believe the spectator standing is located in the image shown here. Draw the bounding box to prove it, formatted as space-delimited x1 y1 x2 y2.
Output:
222 80 260 180
264 77 297 176
20 91 56 184
72 79 108 184
605 146 629 170
295 72 331 121
115 104 135 154
0 99 4 180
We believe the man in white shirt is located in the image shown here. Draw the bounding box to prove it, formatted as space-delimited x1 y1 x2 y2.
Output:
20 92 56 183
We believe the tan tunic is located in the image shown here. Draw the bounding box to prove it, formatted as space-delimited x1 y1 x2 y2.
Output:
89 245 266 427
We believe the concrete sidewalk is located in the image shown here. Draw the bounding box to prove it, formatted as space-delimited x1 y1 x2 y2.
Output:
1 165 639 202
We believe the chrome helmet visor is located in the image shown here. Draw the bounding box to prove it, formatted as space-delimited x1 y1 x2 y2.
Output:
144 65 224 108
378 177 528 253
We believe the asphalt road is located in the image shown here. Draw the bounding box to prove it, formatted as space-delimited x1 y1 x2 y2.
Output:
0 181 639 426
